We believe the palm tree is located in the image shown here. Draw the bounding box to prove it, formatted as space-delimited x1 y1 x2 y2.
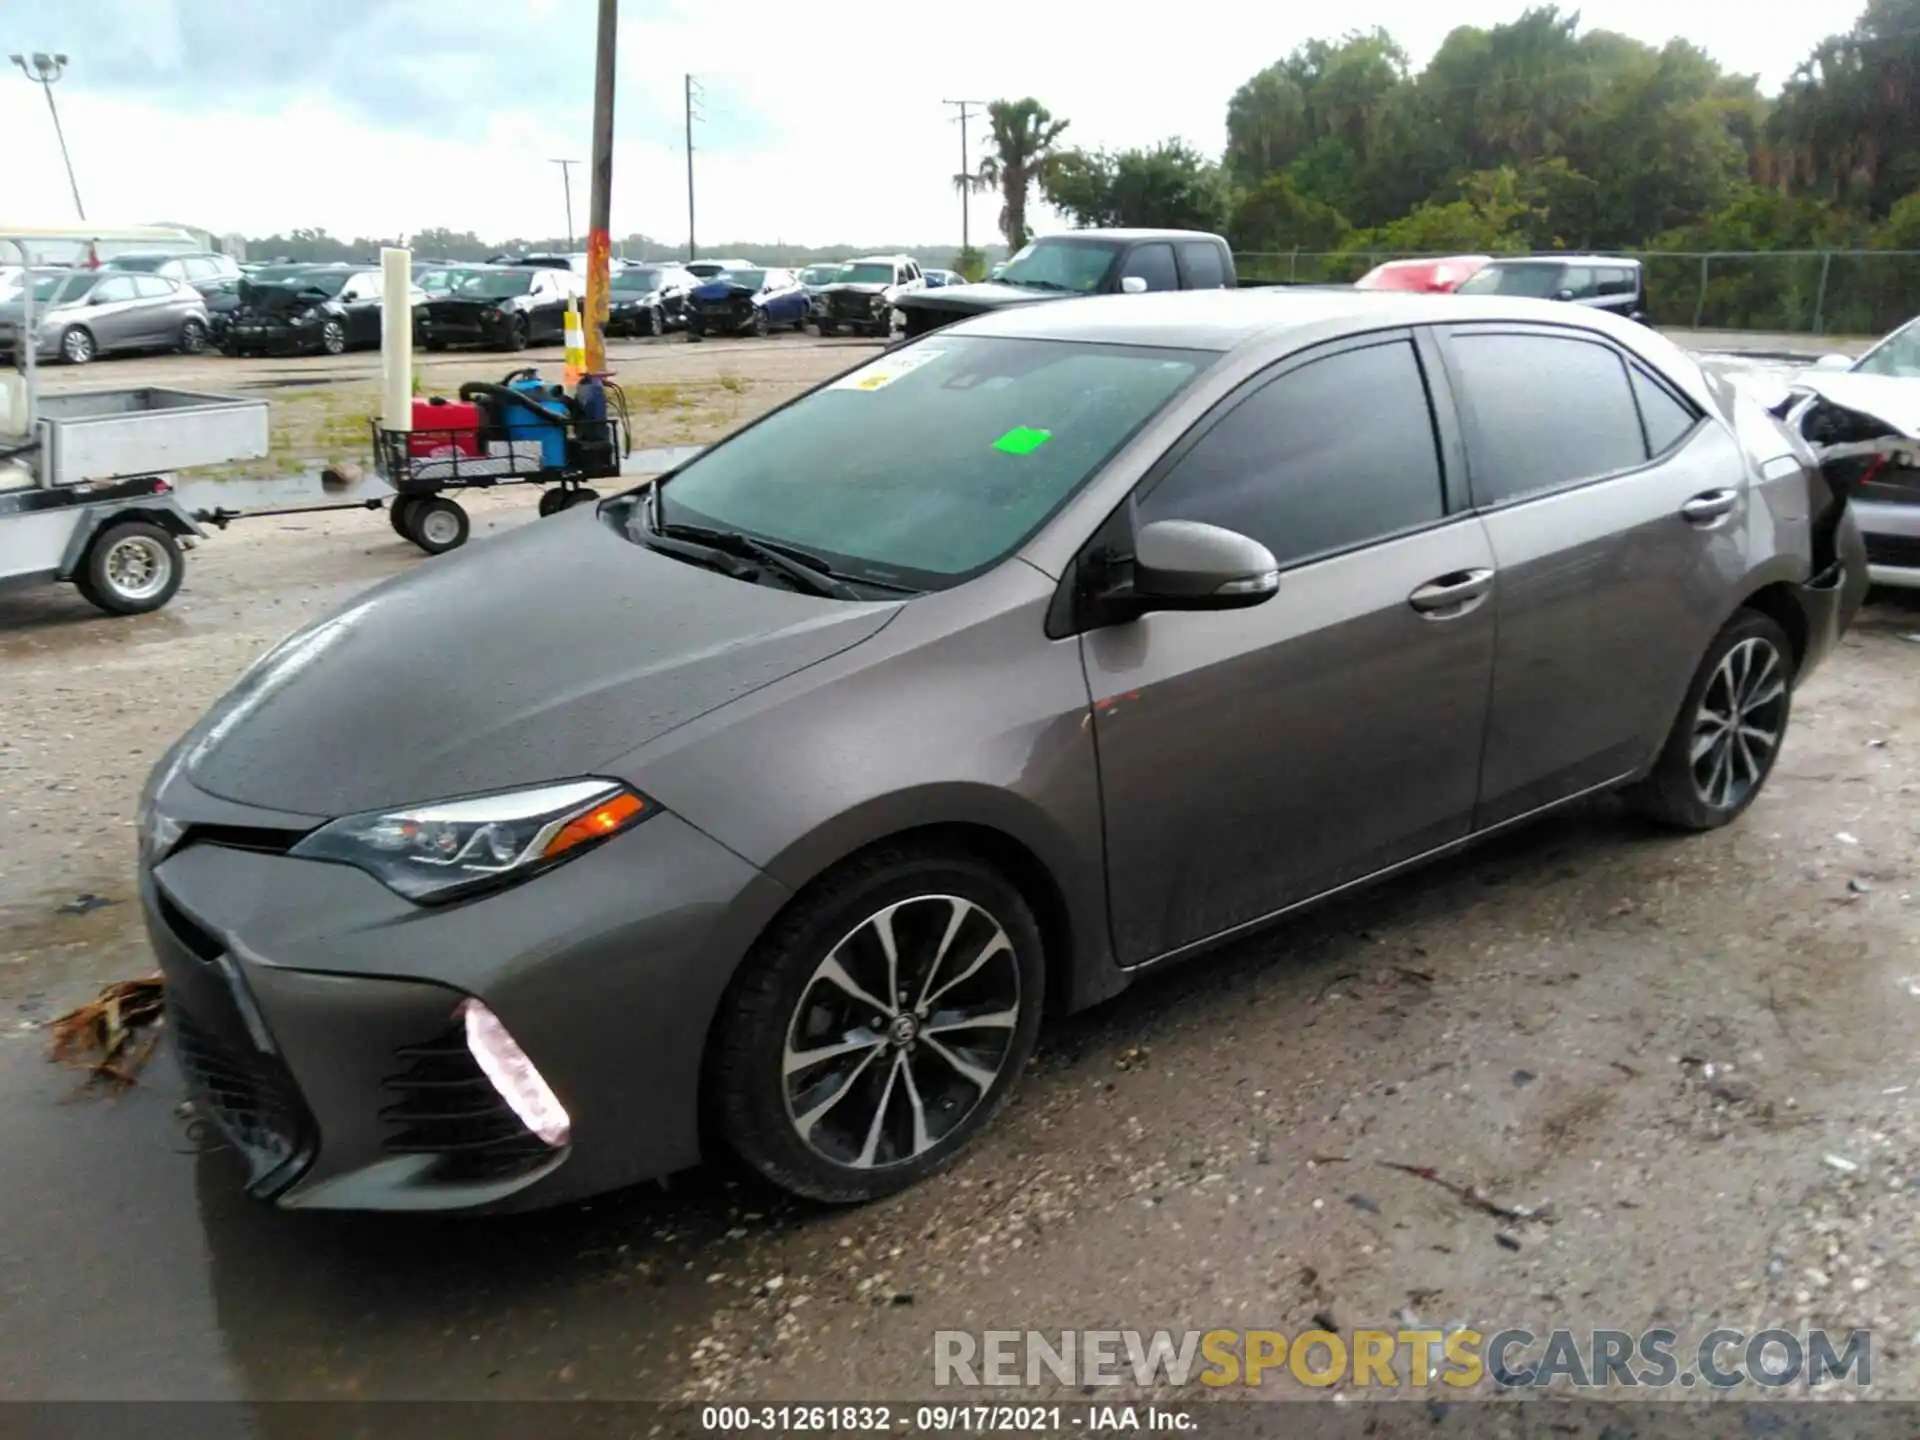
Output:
967 98 1070 250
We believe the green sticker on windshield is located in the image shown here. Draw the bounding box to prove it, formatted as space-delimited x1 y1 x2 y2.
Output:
993 426 1052 455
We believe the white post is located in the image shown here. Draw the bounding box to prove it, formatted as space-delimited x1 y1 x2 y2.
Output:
380 246 413 432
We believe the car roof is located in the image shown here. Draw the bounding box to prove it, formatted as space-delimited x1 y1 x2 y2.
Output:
1481 254 1641 268
952 287 1678 361
1033 228 1225 244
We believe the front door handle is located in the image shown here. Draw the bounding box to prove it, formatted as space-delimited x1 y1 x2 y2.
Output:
1408 567 1495 617
1680 488 1739 524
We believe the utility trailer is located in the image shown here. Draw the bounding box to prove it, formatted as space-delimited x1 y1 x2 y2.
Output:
1 227 273 615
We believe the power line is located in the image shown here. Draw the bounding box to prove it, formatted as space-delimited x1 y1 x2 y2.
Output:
685 73 703 261
944 99 987 254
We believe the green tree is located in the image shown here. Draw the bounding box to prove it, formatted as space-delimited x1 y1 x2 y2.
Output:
1226 174 1352 254
1044 141 1230 233
970 98 1071 251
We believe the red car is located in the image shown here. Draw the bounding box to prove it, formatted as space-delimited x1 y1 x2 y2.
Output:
1354 255 1491 293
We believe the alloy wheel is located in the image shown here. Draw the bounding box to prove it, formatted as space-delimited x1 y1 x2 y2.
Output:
62 328 94 364
781 894 1022 1171
102 535 173 602
1690 636 1787 810
321 321 347 355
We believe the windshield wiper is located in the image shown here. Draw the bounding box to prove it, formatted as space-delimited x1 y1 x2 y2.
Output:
998 277 1070 291
641 511 861 600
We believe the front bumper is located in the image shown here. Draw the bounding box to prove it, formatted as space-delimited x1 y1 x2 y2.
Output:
142 775 788 1212
1856 497 1920 589
688 303 756 334
416 312 518 349
223 321 320 355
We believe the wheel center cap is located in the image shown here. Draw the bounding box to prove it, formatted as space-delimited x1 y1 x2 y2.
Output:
888 1013 920 1046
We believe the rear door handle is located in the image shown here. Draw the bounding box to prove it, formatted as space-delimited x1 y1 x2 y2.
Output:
1680 488 1739 524
1408 568 1495 617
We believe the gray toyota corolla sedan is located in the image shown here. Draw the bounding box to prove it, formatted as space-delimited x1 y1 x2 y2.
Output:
140 290 1868 1212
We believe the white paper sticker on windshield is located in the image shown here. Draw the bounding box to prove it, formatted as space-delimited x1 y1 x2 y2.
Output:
829 348 945 393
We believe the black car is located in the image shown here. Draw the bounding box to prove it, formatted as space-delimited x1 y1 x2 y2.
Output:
606 263 696 337
200 276 245 346
221 264 390 357
416 266 583 352
1453 255 1648 321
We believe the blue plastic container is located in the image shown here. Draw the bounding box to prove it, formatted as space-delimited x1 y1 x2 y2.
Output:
502 378 570 469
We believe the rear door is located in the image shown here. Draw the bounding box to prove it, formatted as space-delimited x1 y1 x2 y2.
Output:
135 275 190 346
1433 324 1746 826
337 272 382 346
1086 331 1497 964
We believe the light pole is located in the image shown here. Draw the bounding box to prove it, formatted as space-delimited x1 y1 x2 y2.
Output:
549 157 581 249
10 52 84 220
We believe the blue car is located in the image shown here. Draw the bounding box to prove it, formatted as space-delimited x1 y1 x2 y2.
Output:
923 268 963 288
685 266 810 340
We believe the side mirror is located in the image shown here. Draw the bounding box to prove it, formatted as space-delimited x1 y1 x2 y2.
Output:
1119 275 1149 295
1129 519 1279 611
1552 288 1576 302
1812 353 1854 372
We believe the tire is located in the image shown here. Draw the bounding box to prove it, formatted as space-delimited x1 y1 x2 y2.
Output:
78 520 183 615
424 340 448 352
59 326 96 365
405 496 470 555
388 495 420 536
814 322 834 337
537 487 569 517
648 305 665 337
178 318 208 355
1624 609 1795 831
319 319 348 356
752 309 770 338
508 317 530 352
712 845 1045 1203
686 323 704 343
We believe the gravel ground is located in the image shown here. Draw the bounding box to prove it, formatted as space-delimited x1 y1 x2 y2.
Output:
2 329 1918 1410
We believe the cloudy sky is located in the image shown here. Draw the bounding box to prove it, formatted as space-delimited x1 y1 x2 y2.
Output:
0 0 1867 249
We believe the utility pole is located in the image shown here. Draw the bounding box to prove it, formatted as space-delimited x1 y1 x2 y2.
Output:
11 53 83 219
549 157 581 249
583 0 616 375
943 99 986 257
684 74 703 261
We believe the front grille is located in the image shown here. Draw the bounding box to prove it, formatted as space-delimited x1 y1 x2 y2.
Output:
829 291 873 318
379 1022 554 1183
1865 533 1920 569
172 1003 311 1190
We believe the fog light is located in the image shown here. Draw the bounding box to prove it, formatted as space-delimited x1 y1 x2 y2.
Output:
459 998 571 1147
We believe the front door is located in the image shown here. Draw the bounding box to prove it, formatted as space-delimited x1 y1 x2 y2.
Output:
1085 333 1497 965
1435 324 1751 826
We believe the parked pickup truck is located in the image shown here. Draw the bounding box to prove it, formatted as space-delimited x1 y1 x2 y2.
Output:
895 228 1244 338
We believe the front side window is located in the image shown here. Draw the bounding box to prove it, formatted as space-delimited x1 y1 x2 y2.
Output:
1447 332 1648 504
1137 339 1446 568
1122 244 1179 292
654 336 1211 589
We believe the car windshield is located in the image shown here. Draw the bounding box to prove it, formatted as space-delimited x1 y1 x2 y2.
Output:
613 268 663 291
714 269 765 289
839 263 894 284
1456 263 1565 298
448 270 533 298
653 336 1211 591
249 265 315 284
106 255 167 273
996 239 1122 294
1852 318 1920 379
283 270 352 297
800 265 840 284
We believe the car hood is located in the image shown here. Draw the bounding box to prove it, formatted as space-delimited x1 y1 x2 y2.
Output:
176 508 899 816
424 296 514 318
1793 371 1920 438
894 281 1059 316
236 281 333 316
690 280 756 302
823 281 890 296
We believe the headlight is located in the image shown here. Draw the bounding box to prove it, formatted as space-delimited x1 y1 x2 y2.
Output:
290 310 317 326
290 779 651 903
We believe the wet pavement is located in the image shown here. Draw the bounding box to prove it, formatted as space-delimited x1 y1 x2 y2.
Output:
3 336 1919 1413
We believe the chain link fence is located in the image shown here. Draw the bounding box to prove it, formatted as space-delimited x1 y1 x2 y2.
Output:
1232 250 1920 336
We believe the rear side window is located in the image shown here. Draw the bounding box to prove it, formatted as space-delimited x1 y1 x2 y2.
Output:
132 275 175 299
1122 244 1178 292
1597 268 1638 297
1137 339 1445 568
1630 365 1700 455
1448 332 1647 505
1178 242 1226 289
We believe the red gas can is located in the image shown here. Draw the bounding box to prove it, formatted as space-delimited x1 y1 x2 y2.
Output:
408 398 482 457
